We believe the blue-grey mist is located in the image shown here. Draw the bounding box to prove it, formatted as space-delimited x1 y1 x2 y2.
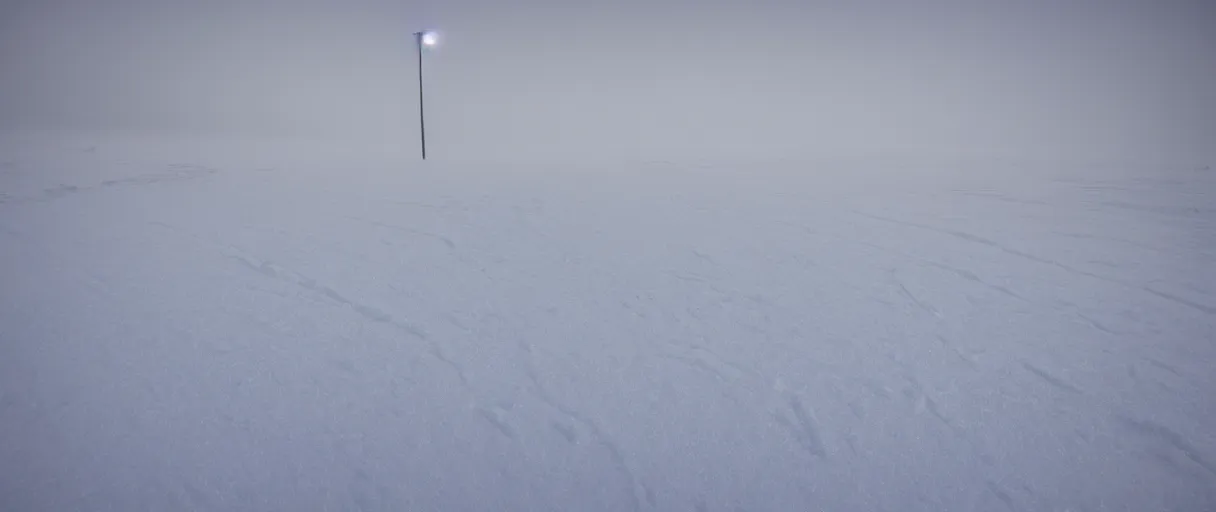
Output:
2 1 1216 511
1 0 1213 162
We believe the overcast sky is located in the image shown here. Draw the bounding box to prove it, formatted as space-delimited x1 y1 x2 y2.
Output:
1 0 1213 162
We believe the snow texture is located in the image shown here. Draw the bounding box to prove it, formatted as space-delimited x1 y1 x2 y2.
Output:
2 134 1214 511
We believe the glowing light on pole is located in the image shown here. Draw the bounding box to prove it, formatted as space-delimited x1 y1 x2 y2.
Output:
414 30 439 159
420 31 439 48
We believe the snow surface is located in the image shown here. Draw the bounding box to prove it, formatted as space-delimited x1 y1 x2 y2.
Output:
2 133 1215 511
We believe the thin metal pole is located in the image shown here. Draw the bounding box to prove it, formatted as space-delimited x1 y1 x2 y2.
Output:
415 32 427 160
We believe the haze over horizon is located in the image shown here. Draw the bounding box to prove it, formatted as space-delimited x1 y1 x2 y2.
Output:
4 2 1216 511
2 0 1213 162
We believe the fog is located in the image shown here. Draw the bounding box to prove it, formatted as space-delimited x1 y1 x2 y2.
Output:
4 2 1216 510
2 0 1214 162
